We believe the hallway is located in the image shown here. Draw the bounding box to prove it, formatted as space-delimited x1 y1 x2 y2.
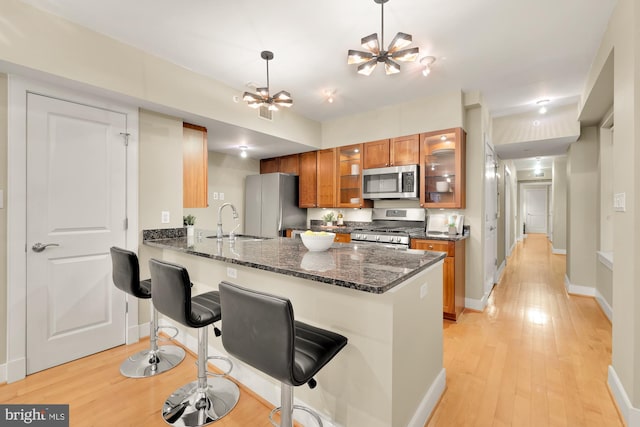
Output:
427 234 623 426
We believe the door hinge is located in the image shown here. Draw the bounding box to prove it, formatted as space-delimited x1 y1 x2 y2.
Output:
120 132 130 146
125 301 129 314
124 217 128 230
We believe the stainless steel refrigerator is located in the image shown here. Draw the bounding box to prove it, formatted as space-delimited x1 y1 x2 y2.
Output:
244 173 307 238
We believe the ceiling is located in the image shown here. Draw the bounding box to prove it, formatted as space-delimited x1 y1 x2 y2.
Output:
18 0 617 162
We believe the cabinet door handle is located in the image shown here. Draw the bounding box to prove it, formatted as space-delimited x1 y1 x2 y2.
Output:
428 245 434 250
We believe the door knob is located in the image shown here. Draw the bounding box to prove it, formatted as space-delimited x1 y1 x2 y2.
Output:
32 243 60 253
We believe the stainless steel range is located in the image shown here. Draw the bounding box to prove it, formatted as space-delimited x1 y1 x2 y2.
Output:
350 208 425 249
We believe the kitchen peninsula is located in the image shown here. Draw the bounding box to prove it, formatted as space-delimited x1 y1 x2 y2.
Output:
143 228 446 427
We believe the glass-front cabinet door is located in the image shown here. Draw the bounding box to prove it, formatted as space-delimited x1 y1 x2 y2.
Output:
337 144 372 208
420 128 466 209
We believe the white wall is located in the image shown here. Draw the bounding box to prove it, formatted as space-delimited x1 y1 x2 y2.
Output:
0 74 7 365
321 91 464 148
552 157 567 252
183 151 260 232
566 127 599 290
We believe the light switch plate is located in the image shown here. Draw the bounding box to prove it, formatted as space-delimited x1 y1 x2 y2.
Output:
161 211 170 223
0 190 3 209
220 192 225 200
614 193 626 212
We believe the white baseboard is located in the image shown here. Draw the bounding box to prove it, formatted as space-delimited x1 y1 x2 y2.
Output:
465 293 488 311
595 289 613 322
608 365 640 426
552 246 566 255
138 321 150 339
0 363 6 383
496 260 506 283
564 275 596 297
407 368 446 427
6 357 26 384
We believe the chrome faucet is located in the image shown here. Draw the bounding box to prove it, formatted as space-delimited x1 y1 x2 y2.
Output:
217 203 239 240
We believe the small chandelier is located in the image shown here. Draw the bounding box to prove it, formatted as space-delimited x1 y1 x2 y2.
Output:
347 0 420 76
243 51 292 111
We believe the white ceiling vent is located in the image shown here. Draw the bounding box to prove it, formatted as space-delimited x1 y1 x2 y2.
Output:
259 105 273 121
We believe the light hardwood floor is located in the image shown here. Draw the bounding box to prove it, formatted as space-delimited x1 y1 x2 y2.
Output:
427 234 623 427
0 234 624 426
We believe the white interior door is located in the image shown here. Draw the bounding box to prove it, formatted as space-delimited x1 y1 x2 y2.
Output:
26 93 127 374
484 142 498 294
525 187 548 234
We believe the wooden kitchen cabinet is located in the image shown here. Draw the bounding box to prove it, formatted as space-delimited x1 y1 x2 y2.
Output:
363 139 390 169
316 148 336 207
411 238 466 321
277 154 299 175
337 144 372 208
363 134 420 169
260 157 279 174
334 233 351 243
183 123 208 208
260 153 299 175
299 151 317 208
420 128 466 209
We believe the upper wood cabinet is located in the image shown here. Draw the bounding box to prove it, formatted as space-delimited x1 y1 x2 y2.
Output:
316 148 336 208
183 123 208 208
277 154 299 175
260 153 300 175
298 151 317 208
260 157 279 174
420 127 466 209
363 134 420 169
363 139 390 169
337 144 372 208
391 134 420 166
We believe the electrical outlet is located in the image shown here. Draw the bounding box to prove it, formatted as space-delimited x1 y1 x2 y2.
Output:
220 192 225 200
213 192 219 200
161 211 170 224
226 267 237 279
420 282 429 299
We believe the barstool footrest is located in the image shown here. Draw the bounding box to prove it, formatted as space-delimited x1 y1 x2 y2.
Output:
204 356 233 377
268 404 323 427
157 325 180 342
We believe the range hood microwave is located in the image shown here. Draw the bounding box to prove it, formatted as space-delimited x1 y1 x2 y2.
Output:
362 164 419 200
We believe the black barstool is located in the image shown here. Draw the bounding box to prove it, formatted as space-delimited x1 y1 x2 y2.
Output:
149 259 240 427
110 247 185 378
218 281 348 427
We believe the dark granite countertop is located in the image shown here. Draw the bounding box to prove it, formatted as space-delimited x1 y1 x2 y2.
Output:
409 231 469 242
143 228 446 294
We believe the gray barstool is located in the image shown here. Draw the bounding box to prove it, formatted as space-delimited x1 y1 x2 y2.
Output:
149 259 239 427
218 281 348 427
110 247 185 378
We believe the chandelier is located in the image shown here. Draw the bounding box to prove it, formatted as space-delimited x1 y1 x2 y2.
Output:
347 0 420 76
243 51 293 111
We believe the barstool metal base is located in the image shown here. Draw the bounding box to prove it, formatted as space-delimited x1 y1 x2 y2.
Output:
162 377 240 427
120 345 186 378
269 405 323 427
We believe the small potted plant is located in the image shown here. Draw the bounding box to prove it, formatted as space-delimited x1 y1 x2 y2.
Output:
183 214 196 236
322 211 336 227
448 216 457 236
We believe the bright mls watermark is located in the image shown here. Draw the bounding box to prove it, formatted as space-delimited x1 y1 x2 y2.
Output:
0 405 68 426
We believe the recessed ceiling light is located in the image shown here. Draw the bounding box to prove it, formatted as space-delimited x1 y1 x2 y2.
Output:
239 145 248 158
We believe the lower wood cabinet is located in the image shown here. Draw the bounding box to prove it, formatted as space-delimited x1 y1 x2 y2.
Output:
334 233 351 243
411 238 466 320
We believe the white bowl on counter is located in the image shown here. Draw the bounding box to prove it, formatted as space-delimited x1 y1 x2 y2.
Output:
300 231 336 252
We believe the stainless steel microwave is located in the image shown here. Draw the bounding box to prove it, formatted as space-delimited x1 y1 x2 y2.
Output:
362 164 419 199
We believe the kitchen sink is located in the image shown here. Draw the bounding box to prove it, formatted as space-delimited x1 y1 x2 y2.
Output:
206 234 271 242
